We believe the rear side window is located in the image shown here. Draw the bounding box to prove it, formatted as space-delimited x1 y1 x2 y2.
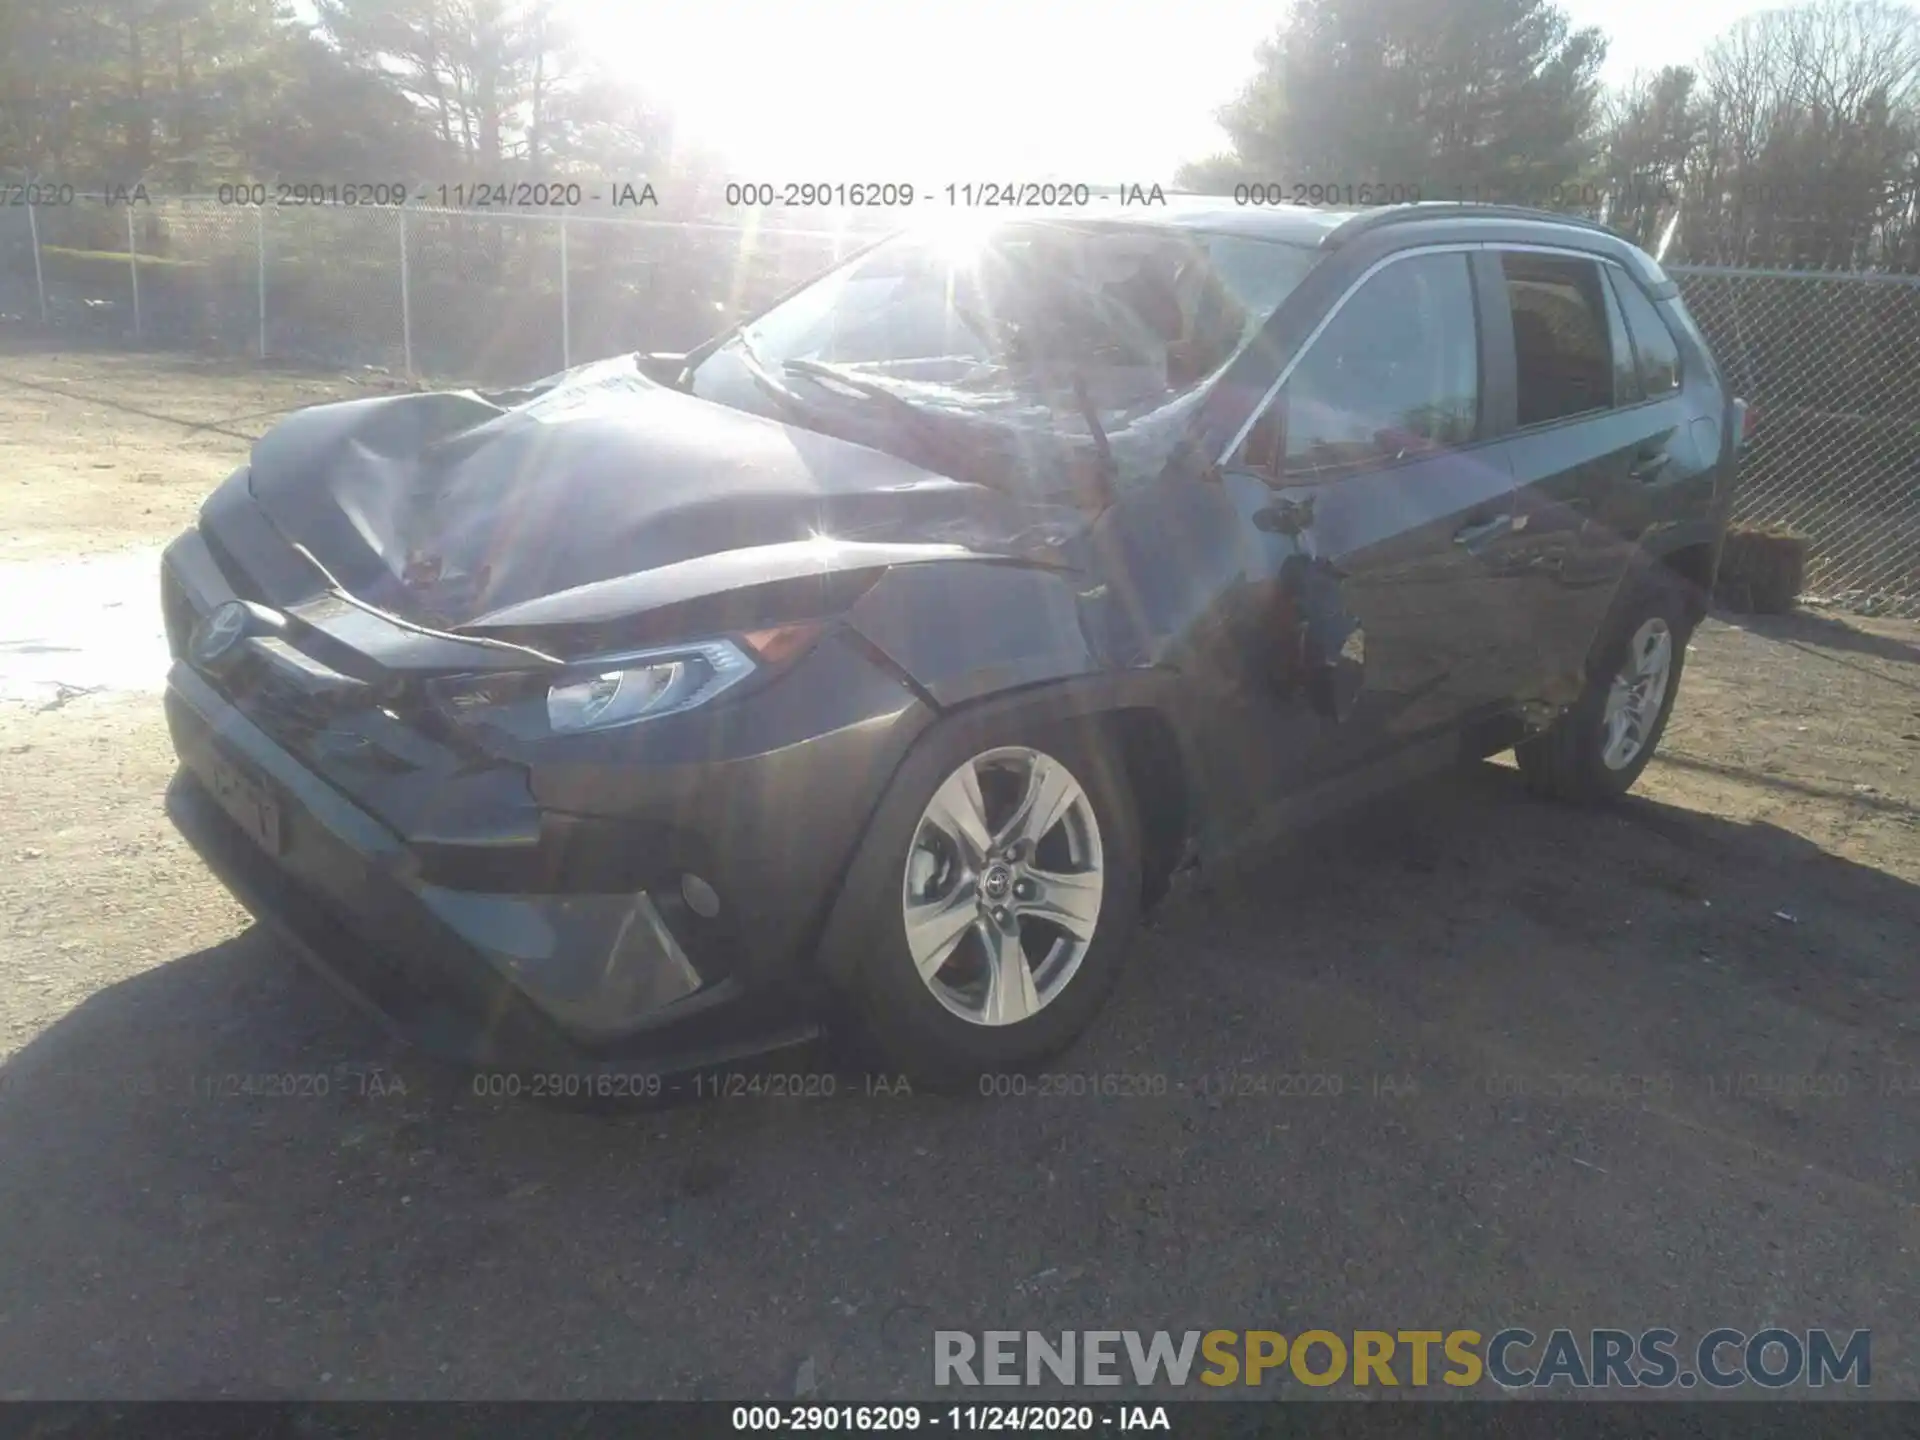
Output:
1609 270 1683 395
1500 254 1614 426
1600 268 1641 406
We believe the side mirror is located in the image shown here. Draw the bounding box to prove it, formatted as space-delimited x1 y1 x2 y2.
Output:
1253 494 1315 535
1305 638 1365 724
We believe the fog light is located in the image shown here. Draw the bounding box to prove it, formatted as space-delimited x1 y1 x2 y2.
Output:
681 873 721 918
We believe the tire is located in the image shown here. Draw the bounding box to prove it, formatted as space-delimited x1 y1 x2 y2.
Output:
1516 571 1692 803
829 717 1142 1092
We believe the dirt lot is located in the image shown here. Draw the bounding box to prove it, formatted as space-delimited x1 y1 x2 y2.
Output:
2 347 1918 1401
0 343 395 560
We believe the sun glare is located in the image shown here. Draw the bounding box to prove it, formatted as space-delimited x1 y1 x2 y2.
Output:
922 210 1000 265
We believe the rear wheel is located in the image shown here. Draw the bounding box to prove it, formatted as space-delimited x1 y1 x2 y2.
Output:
1517 574 1691 802
835 723 1141 1091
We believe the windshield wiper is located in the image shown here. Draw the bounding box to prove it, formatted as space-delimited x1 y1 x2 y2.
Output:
1067 371 1117 503
781 357 973 467
736 332 818 422
742 344 987 491
782 358 942 428
788 356 1116 506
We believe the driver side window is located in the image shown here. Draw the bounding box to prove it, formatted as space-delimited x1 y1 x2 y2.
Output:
1233 253 1481 482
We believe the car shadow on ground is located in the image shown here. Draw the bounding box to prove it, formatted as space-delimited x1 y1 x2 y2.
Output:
1717 606 1920 669
3 762 1918 1398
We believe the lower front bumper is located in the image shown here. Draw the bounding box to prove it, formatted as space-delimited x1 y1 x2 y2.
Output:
164 669 823 1075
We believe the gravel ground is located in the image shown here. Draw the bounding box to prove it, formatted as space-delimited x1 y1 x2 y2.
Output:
2 347 1918 1402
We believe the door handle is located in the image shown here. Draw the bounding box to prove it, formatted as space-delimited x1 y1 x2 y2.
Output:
1628 450 1673 482
1453 512 1522 546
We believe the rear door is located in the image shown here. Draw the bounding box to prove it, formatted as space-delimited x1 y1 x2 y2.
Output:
1484 248 1688 708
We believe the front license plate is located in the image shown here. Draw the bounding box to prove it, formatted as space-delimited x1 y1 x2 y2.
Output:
204 753 284 855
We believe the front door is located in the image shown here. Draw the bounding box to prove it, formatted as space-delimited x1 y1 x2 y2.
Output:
1212 249 1528 798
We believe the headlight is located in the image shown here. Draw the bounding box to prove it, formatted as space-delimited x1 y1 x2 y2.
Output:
430 638 759 739
545 640 754 732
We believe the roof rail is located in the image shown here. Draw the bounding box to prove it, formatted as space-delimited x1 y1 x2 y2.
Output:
1320 202 1624 249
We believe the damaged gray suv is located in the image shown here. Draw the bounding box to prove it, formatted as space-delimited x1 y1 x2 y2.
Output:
161 201 1743 1088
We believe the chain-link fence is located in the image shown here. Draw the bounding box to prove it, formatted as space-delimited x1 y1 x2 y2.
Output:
1672 264 1920 617
0 203 44 324
1 200 1916 616
0 196 868 384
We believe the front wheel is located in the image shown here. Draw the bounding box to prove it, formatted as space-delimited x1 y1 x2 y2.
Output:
1517 575 1692 802
833 724 1142 1091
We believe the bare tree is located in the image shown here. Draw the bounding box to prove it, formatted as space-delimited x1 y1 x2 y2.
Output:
1595 65 1702 247
1682 1 1920 267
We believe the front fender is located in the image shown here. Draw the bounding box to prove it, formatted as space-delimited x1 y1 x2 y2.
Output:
845 558 1104 709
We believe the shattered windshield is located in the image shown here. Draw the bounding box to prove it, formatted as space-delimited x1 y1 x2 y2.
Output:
697 220 1319 490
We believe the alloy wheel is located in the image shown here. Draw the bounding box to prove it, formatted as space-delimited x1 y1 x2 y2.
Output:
900 746 1105 1027
1600 617 1674 771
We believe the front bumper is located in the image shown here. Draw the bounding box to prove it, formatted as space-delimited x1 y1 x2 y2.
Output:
161 540 935 1074
166 668 820 1072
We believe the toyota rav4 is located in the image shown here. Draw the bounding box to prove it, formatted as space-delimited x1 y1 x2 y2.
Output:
161 201 1744 1087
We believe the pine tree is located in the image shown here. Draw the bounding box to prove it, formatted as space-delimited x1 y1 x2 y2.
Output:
1178 0 1607 204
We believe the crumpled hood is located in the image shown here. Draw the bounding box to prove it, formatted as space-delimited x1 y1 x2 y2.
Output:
243 355 1079 629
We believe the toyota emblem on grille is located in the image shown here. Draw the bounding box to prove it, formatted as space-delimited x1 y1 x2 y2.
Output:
189 600 251 669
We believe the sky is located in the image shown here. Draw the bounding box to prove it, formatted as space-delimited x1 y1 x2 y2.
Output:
581 0 1788 185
